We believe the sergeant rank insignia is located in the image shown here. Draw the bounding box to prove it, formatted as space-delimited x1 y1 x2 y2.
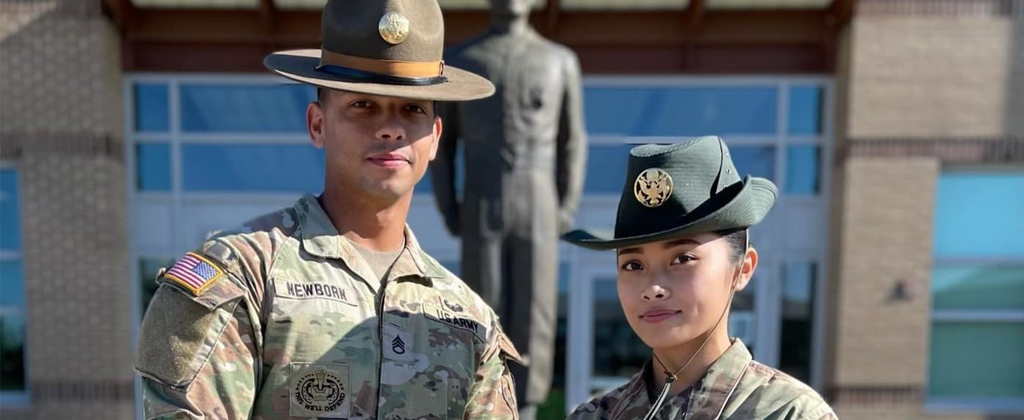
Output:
164 252 224 295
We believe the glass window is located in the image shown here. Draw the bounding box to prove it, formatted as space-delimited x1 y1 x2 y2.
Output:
585 144 634 194
731 274 756 353
181 144 325 193
0 314 26 392
730 146 775 181
929 170 1024 404
585 86 778 136
0 261 24 308
181 84 315 133
787 86 823 135
135 83 170 133
1 170 20 251
136 143 172 192
785 145 820 195
933 172 1024 259
932 266 1024 311
929 323 1024 398
780 261 816 383
0 169 25 394
139 258 175 318
592 276 647 390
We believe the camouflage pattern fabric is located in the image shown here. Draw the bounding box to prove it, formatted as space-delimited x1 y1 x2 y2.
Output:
568 340 836 420
136 194 522 420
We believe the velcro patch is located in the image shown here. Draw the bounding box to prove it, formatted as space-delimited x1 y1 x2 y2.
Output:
164 252 225 296
427 305 485 342
290 363 351 418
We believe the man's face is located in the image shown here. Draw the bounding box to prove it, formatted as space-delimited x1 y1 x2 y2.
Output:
306 90 440 202
489 0 535 17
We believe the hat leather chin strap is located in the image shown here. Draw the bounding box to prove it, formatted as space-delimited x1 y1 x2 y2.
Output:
646 285 736 420
645 262 744 420
317 50 447 86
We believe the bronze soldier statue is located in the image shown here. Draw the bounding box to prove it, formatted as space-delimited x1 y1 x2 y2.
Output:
431 0 587 418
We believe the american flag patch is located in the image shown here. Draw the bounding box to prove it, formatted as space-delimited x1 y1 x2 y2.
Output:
164 252 224 295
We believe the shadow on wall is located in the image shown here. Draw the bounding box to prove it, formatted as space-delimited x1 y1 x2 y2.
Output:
1005 4 1024 138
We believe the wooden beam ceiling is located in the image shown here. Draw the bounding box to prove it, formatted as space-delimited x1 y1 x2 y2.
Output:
101 0 134 30
119 6 854 74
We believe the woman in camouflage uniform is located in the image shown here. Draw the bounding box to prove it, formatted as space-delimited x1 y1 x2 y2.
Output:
563 137 836 420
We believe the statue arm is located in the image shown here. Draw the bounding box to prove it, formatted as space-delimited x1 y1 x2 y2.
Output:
430 101 461 236
555 52 588 233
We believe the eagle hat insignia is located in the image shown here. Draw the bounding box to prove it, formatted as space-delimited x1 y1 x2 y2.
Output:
378 12 410 45
634 168 674 208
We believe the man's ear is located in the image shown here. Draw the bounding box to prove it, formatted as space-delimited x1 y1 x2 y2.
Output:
307 101 326 148
428 115 442 161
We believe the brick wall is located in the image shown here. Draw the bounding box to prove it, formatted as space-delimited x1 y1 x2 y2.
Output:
0 1 132 418
828 2 1024 419
848 4 1024 139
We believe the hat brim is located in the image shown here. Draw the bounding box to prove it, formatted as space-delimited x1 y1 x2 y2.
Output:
563 176 777 250
264 49 495 101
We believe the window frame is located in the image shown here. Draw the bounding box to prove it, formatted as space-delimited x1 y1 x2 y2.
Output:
926 166 1024 414
125 74 834 417
0 161 31 406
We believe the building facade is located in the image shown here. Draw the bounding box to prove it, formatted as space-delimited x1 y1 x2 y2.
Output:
0 0 1020 419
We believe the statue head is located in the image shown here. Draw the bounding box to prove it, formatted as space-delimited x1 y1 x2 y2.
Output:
488 0 536 19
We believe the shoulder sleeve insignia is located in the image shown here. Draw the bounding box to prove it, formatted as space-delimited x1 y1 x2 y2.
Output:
163 252 225 296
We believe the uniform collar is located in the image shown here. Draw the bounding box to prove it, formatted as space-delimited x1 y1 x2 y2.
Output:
294 194 445 285
607 339 751 420
684 339 751 420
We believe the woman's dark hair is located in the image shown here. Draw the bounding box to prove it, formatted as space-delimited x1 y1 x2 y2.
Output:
715 228 748 264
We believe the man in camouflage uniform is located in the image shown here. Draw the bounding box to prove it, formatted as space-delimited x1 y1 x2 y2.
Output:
134 0 521 418
568 339 836 420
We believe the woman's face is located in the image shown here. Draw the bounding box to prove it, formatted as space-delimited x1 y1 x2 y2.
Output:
615 233 756 351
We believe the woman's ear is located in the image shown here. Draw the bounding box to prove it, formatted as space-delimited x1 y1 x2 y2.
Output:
733 247 759 291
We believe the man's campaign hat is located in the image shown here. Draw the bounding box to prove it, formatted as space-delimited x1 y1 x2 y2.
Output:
264 0 494 101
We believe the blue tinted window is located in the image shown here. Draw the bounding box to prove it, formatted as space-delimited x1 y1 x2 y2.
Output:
181 84 315 133
134 83 170 133
0 170 20 251
585 86 778 136
788 86 823 135
182 144 325 193
0 261 24 307
730 146 775 181
136 143 171 192
585 144 633 194
0 314 26 391
417 167 434 194
933 265 1024 310
934 172 1024 258
785 145 820 194
421 144 467 196
929 322 1024 398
